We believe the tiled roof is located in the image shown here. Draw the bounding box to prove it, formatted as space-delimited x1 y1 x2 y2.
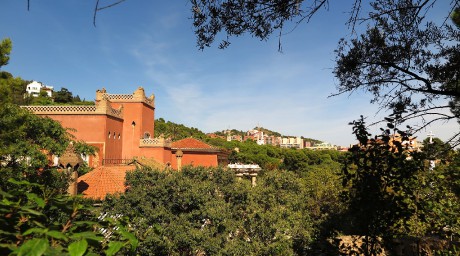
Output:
132 157 166 170
171 138 214 149
77 165 135 200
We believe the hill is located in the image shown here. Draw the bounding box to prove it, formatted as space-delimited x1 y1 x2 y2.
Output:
154 118 208 140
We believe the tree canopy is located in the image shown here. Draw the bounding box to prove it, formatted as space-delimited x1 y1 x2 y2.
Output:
154 118 208 140
341 116 460 253
53 87 74 103
334 0 460 145
102 165 345 255
0 38 12 68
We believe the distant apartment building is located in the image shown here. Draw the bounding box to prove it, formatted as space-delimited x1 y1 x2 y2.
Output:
280 137 304 149
245 129 282 146
227 134 243 142
26 81 53 97
265 135 281 146
209 128 316 149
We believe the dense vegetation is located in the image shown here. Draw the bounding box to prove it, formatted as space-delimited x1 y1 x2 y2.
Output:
101 132 459 255
102 165 343 255
154 118 208 141
2 3 460 252
42 87 94 106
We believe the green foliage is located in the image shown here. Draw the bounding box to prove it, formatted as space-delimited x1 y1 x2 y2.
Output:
452 8 460 27
334 1 460 145
206 135 345 173
102 166 343 254
25 86 94 106
0 72 29 105
154 118 207 140
0 38 12 68
303 137 323 145
340 115 460 255
191 0 329 50
422 137 453 161
212 128 246 138
0 39 30 105
53 87 73 103
72 141 97 157
0 103 69 160
343 116 422 236
0 103 71 187
0 179 137 255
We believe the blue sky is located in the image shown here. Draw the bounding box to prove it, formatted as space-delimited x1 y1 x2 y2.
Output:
1 1 457 146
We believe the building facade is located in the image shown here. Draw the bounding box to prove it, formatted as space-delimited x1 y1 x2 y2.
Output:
23 87 219 169
26 81 53 97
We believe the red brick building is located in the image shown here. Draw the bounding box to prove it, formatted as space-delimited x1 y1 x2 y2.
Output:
23 87 220 199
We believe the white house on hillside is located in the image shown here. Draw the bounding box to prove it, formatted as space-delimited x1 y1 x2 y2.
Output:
26 81 53 97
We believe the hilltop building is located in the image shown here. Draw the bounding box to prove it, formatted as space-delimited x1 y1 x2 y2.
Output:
26 81 53 97
280 137 304 149
215 129 310 148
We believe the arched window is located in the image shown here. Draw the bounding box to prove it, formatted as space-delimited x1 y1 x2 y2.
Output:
108 132 111 138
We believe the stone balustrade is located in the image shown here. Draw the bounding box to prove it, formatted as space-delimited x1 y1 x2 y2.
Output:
140 137 171 147
22 105 96 113
22 102 123 119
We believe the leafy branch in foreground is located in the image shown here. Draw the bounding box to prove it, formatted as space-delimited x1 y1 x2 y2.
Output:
340 115 460 255
0 178 137 255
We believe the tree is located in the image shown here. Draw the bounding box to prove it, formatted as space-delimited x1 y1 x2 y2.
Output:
334 0 460 145
154 118 207 140
53 87 74 103
188 0 460 143
102 166 324 255
189 0 368 50
0 103 73 206
30 92 54 105
341 116 460 254
0 39 29 105
452 7 460 27
422 137 452 161
0 73 29 105
190 0 460 146
0 38 12 68
0 178 138 255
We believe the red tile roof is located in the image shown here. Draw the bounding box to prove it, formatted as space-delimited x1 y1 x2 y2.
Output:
77 165 135 200
171 138 214 149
